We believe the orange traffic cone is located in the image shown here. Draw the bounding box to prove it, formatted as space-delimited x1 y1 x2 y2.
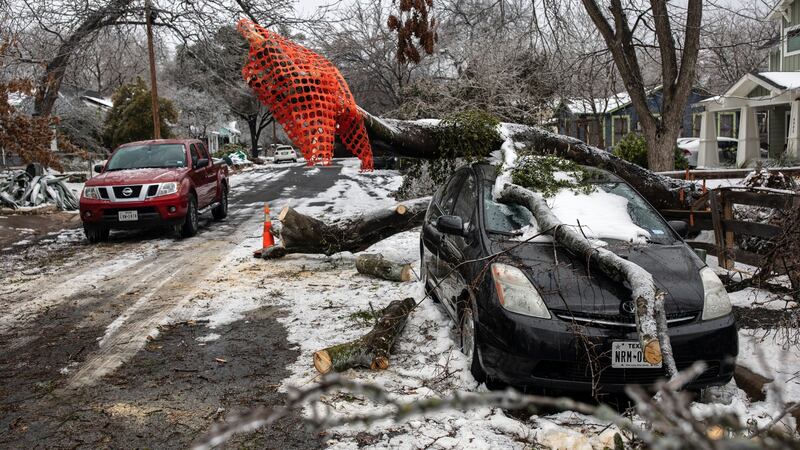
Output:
263 204 274 249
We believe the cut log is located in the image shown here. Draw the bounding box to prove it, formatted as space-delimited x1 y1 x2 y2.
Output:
499 183 677 376
734 364 773 402
263 198 430 258
313 298 416 374
355 254 413 282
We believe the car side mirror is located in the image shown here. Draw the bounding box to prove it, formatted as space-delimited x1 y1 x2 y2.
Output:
196 158 209 168
436 215 465 236
668 220 689 238
93 164 104 174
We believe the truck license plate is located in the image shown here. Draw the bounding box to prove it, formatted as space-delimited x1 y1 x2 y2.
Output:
118 210 138 221
612 341 662 368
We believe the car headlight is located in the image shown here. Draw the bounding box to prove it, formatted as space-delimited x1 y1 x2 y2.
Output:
700 267 732 320
82 187 101 199
491 263 550 319
156 182 178 197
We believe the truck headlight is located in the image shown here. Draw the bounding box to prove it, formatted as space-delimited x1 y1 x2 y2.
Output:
156 182 178 197
491 263 550 319
700 267 732 320
82 187 101 199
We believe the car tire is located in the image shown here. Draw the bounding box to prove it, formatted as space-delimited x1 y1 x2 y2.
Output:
181 194 199 238
211 187 228 221
460 306 487 384
419 239 440 303
84 224 109 243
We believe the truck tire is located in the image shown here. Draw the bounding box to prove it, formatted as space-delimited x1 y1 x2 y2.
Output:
211 187 228 221
84 224 109 243
181 194 199 238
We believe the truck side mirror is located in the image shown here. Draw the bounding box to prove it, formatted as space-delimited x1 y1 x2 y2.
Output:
93 164 104 174
195 158 209 169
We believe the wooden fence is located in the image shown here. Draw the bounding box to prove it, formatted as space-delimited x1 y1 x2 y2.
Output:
660 187 799 269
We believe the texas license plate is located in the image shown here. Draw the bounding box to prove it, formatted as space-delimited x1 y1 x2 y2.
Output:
118 210 138 221
612 341 662 368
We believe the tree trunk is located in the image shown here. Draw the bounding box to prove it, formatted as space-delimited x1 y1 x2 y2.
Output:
359 109 698 210
499 183 677 376
263 198 430 258
313 298 416 373
34 0 135 117
247 114 260 158
356 254 413 282
645 126 680 172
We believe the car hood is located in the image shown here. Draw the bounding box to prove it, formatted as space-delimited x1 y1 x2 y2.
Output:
87 168 187 186
488 239 705 317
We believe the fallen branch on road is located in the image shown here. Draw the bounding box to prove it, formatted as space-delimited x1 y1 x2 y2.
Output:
262 198 430 258
355 254 413 282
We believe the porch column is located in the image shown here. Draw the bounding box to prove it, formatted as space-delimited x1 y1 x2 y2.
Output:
697 110 718 168
737 105 760 168
787 99 800 159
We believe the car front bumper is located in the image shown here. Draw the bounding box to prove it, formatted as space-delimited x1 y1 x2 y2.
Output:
477 309 737 393
79 194 188 229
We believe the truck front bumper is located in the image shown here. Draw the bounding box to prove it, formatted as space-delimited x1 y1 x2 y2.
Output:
80 194 188 229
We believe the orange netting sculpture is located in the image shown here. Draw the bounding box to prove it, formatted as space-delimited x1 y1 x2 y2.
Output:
237 19 373 170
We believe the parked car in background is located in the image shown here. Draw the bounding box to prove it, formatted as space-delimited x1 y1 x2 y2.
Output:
274 145 299 163
677 137 769 168
80 139 229 242
420 162 737 392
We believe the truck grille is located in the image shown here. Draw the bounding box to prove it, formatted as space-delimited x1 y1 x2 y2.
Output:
553 311 697 329
112 185 142 198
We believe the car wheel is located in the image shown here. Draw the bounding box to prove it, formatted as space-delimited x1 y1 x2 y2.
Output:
460 306 487 384
181 194 199 238
419 239 440 303
84 224 109 243
212 187 228 221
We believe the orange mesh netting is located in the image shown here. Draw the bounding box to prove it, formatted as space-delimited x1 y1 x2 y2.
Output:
237 19 373 170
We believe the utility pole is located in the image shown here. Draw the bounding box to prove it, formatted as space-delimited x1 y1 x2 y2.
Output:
145 0 161 139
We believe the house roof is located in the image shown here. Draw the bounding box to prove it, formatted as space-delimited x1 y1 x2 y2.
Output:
562 92 632 115
767 0 793 21
753 72 800 90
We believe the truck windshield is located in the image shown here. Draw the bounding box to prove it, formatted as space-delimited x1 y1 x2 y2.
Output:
106 144 187 171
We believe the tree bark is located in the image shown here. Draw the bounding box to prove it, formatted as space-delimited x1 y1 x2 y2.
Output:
356 254 413 282
263 198 430 258
313 298 416 373
499 183 677 376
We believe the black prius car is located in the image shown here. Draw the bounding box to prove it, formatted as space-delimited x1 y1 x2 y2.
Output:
420 162 737 392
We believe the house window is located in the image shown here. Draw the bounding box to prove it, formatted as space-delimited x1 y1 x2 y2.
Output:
612 115 629 145
785 24 800 56
718 112 737 138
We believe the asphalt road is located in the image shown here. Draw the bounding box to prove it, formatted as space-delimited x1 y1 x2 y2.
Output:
0 162 355 449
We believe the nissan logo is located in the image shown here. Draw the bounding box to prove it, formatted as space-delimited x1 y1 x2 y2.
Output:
621 301 636 314
122 187 133 197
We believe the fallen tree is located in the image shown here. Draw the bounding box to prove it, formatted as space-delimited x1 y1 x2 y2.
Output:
361 109 700 211
313 298 416 374
261 198 429 259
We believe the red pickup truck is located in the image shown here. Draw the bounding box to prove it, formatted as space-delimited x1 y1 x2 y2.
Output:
80 139 229 242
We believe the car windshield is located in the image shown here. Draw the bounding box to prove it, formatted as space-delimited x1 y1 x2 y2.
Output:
481 168 677 244
106 144 187 171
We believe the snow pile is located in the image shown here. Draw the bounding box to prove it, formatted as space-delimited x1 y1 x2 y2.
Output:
548 189 650 243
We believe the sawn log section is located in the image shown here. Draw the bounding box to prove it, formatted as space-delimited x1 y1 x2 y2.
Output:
313 298 416 373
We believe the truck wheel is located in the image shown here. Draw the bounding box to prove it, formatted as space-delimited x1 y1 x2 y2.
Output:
181 195 199 238
84 224 109 243
211 187 228 221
